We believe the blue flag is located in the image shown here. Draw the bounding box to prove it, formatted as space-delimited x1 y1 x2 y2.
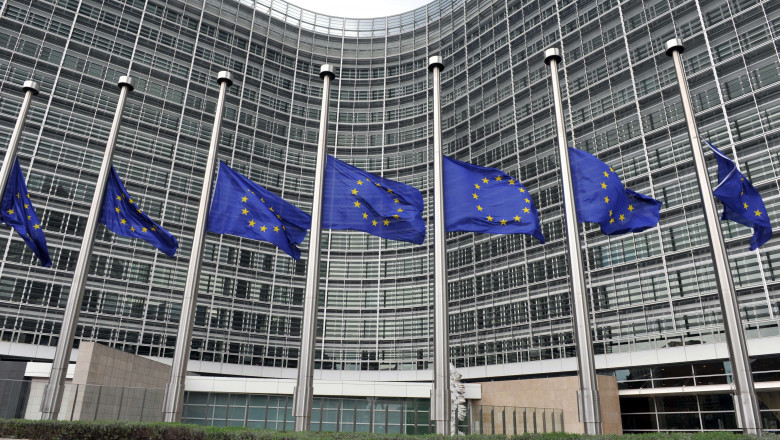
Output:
0 159 51 266
207 162 311 259
569 147 662 235
100 166 178 257
707 140 772 250
322 156 426 244
443 156 544 242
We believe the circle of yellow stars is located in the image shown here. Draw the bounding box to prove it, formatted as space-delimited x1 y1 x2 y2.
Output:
242 189 284 234
600 166 634 225
472 175 530 225
354 177 399 227
115 194 156 233
9 192 43 235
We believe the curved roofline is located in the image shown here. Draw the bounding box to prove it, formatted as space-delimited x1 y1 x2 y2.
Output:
246 0 455 37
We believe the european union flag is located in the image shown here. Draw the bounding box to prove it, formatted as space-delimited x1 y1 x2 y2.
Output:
0 159 51 267
100 166 178 257
569 147 662 235
443 156 544 242
707 140 772 250
322 156 426 244
207 162 311 259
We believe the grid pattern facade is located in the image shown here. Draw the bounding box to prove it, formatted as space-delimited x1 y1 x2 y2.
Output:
0 0 778 381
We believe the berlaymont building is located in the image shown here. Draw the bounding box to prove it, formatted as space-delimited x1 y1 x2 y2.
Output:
0 0 779 434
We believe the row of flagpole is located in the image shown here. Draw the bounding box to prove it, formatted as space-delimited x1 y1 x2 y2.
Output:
0 37 761 434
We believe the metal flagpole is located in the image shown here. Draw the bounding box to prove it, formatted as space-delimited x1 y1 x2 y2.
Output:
544 48 602 435
163 71 233 422
0 80 39 201
666 39 761 434
40 76 135 420
293 64 334 432
428 55 450 435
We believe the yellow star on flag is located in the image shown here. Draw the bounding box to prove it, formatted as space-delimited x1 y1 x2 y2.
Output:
477 205 483 211
397 208 403 213
269 207 274 211
523 207 530 213
141 227 147 232
619 214 625 221
383 219 390 226
603 171 609 177
482 177 489 184
509 179 515 185
495 176 502 181
130 226 135 232
393 214 400 219
260 226 267 232
249 220 256 226
241 196 248 202
362 212 368 219
120 219 127 224
524 198 530 203
743 202 748 209
352 189 358 195
601 182 607 189
242 208 248 215
519 188 525 193
514 215 520 222
604 196 610 203
33 224 40 229
151 226 156 231
372 219 377 226
487 215 493 221
115 207 120 212
628 205 634 211
474 183 481 189
354 201 361 207
116 195 122 200
500 219 507 225
472 193 479 199
6 209 13 214
274 226 280 232
609 218 615 224
357 180 363 185
394 198 399 203
24 204 28 209
755 210 762 217
129 199 134 204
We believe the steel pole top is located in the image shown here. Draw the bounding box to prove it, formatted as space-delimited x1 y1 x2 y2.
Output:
22 80 39 95
428 55 444 72
216 71 233 87
117 75 135 91
544 48 562 65
320 64 335 80
665 38 684 56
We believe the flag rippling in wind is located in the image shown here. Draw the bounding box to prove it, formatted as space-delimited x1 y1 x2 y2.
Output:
100 166 178 257
707 140 772 250
207 161 311 259
569 147 662 235
0 159 51 266
322 156 426 244
443 156 544 242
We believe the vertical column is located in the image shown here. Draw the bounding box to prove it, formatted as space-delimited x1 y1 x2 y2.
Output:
543 48 602 435
665 39 761 434
428 55 450 435
163 71 233 422
293 64 335 432
40 76 136 420
0 81 39 200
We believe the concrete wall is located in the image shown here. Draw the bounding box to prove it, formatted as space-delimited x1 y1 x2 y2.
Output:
69 342 170 422
472 375 622 434
0 360 30 418
23 342 170 422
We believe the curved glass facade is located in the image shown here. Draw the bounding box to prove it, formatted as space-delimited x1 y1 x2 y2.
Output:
0 0 778 382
